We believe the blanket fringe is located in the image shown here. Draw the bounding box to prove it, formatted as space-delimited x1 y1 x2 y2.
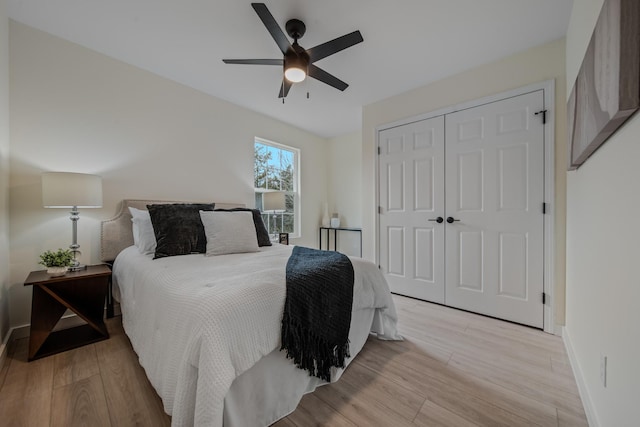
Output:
281 311 350 382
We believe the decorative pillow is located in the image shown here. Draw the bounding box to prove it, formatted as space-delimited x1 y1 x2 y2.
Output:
128 207 157 256
214 208 272 246
147 203 215 259
200 211 260 256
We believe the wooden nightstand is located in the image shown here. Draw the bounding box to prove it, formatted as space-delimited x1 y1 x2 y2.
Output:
24 264 111 361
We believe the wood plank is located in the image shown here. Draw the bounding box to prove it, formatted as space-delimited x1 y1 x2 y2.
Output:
391 294 420 310
413 398 480 427
557 408 589 427
51 374 111 427
390 330 453 364
463 323 566 359
0 338 54 426
448 352 584 414
443 335 579 394
339 360 425 422
53 344 100 388
285 392 357 427
399 302 470 333
358 338 557 426
397 316 554 371
313 376 416 427
95 331 170 427
551 356 577 380
271 416 298 427
395 294 559 350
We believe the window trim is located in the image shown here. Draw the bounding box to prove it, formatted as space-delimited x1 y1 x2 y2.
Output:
254 137 301 239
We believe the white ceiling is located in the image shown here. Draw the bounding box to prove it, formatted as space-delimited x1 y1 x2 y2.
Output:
7 0 574 138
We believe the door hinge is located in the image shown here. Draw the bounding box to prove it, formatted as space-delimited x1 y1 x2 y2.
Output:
542 292 547 305
535 109 548 124
378 206 382 214
542 202 547 214
377 146 381 155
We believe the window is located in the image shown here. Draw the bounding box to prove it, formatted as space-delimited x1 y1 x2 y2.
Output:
254 138 300 238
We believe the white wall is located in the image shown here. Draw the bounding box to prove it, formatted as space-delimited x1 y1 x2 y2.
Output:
8 22 328 327
565 1 640 425
362 39 567 324
0 0 10 344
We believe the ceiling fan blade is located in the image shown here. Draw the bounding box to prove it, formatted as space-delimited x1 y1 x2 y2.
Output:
308 64 348 91
279 79 293 98
307 31 364 63
222 59 283 65
251 3 291 55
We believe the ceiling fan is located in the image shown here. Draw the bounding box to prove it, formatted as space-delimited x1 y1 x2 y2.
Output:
223 3 364 99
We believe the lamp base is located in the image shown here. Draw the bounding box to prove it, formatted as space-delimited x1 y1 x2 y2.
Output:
68 264 87 272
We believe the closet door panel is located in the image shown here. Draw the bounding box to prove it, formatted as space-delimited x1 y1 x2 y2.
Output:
378 116 445 303
445 90 545 328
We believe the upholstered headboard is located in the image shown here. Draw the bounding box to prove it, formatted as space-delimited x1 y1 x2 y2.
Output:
100 199 245 262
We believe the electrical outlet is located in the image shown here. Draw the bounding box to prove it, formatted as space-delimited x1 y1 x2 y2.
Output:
600 355 607 387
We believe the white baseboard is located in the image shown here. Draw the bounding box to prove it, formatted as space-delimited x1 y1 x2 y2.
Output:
562 326 599 427
554 324 564 337
10 323 30 340
0 328 12 373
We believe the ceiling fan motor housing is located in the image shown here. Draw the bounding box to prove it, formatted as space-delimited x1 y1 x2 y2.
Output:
284 43 310 80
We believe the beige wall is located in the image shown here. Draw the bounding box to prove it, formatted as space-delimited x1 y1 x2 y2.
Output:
327 131 362 228
326 131 362 256
0 0 10 344
8 22 329 327
362 39 567 325
565 1 639 425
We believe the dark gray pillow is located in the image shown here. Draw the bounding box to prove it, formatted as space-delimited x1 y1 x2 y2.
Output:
148 203 215 259
214 208 272 247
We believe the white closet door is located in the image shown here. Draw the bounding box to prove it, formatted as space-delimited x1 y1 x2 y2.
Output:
378 116 446 303
444 90 545 328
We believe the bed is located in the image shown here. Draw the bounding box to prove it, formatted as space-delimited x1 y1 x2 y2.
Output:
101 199 401 427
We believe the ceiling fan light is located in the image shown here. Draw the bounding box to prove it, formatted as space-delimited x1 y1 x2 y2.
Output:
285 67 306 83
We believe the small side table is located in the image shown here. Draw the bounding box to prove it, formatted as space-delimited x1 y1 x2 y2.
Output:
24 264 111 361
319 227 363 257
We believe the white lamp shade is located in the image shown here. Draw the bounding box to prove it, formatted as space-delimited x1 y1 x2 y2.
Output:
42 172 103 208
263 192 286 212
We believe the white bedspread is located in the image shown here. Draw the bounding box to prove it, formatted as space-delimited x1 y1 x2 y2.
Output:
113 244 400 427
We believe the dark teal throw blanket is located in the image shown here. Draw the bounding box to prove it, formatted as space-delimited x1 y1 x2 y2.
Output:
280 246 354 381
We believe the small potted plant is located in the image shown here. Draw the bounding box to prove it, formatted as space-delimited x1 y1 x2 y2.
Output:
39 248 73 277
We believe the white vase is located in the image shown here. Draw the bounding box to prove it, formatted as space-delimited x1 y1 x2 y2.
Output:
322 203 330 227
46 266 68 277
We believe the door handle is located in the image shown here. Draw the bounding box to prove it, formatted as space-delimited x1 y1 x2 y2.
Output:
446 217 460 224
428 217 444 224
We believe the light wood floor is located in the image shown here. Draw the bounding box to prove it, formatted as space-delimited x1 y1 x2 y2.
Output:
0 295 588 426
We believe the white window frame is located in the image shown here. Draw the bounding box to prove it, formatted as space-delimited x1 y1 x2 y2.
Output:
254 137 301 239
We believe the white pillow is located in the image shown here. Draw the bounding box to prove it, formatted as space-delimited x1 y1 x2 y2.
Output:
131 218 140 247
199 211 259 256
128 207 157 256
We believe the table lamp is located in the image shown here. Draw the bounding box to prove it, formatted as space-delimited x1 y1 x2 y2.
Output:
42 172 103 271
263 191 286 240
